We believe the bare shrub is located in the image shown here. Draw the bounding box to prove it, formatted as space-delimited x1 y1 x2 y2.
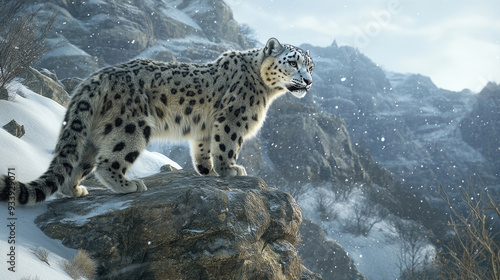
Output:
343 199 389 237
333 182 356 202
0 0 56 91
239 23 259 48
280 180 309 202
314 188 336 221
436 185 500 280
394 220 430 279
61 249 97 280
33 247 50 266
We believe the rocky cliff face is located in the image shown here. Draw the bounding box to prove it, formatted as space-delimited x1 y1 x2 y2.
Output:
31 0 251 79
35 170 323 280
460 82 500 177
255 95 390 187
299 218 366 280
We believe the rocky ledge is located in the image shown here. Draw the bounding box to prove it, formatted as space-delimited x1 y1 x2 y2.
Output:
35 170 322 280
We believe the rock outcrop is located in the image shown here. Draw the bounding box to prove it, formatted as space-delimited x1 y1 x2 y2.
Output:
3 119 25 138
299 218 366 280
460 82 500 177
245 94 394 189
35 170 322 280
0 87 9 100
18 67 70 106
261 96 369 183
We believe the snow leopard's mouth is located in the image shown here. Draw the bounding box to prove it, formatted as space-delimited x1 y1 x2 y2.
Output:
287 85 309 98
287 84 311 98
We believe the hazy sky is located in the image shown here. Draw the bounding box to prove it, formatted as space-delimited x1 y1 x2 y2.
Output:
226 0 500 92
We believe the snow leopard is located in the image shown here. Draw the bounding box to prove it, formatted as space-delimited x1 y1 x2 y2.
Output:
0 38 314 205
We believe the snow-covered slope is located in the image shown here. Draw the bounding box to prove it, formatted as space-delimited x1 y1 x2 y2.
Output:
0 83 181 279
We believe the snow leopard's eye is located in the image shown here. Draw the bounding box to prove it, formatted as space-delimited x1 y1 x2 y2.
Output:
308 66 314 73
288 61 297 68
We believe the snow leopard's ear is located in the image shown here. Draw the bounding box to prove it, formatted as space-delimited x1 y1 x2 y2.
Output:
264 38 284 57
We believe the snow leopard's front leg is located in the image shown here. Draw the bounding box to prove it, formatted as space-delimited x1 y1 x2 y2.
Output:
210 120 246 177
190 139 217 176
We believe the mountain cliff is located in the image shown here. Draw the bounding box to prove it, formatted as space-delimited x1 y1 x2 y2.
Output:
460 82 500 176
302 42 498 197
31 0 251 80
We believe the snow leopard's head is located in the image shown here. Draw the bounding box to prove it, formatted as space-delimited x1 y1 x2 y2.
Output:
261 38 314 98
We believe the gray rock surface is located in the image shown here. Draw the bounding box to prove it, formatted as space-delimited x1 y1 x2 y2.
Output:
0 87 8 100
18 67 70 106
257 95 393 187
35 170 326 280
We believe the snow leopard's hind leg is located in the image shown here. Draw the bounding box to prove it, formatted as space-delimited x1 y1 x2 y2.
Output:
93 122 151 193
59 139 98 197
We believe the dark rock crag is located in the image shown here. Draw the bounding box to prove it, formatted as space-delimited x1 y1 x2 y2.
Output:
299 218 366 280
460 82 500 178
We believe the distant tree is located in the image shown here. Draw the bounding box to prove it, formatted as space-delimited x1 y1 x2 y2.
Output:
314 188 336 221
0 0 56 94
239 23 259 48
343 198 389 236
436 186 500 280
280 180 308 202
394 220 430 279
333 182 356 202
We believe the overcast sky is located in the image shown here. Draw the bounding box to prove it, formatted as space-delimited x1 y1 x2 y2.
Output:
226 0 500 92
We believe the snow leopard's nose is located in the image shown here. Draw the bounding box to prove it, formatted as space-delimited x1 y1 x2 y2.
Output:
303 78 312 86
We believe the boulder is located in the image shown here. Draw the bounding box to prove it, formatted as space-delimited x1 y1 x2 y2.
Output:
3 119 25 138
18 67 70 107
35 170 321 280
0 87 8 100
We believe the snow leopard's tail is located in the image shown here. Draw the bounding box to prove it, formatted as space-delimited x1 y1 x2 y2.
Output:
0 80 99 205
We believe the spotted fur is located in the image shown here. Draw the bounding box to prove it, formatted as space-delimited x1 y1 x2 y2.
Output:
0 38 314 205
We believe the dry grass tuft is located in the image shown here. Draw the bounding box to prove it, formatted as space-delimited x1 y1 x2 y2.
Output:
60 249 97 280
